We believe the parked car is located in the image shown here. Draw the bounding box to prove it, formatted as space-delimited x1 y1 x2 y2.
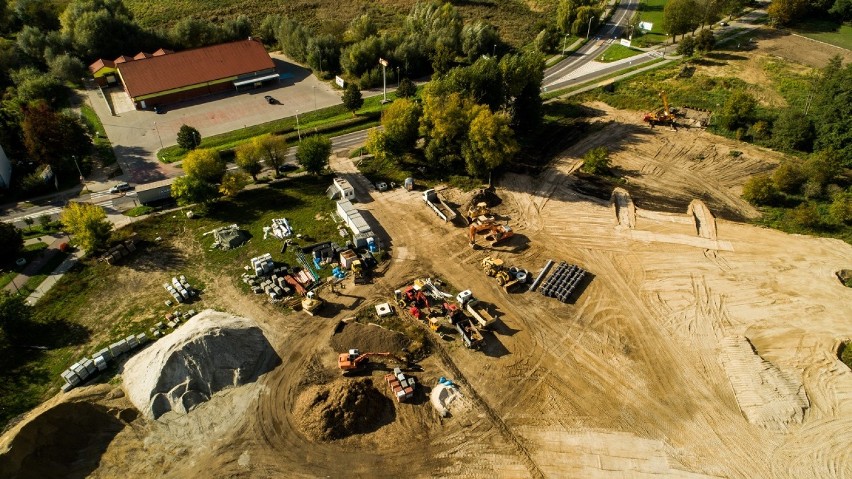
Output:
109 182 132 194
719 21 729 26
264 95 280 105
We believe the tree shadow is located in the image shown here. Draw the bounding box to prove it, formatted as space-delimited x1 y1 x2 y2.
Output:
208 187 305 225
121 240 187 272
114 145 166 184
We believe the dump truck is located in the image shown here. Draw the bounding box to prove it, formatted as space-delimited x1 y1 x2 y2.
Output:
423 189 458 222
455 318 484 349
456 290 498 329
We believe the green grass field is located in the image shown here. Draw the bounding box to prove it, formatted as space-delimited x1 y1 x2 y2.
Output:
596 44 643 62
794 19 852 50
633 0 669 46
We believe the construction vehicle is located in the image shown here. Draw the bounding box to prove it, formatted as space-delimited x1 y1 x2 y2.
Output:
642 91 677 130
481 256 504 276
385 368 416 402
465 202 495 225
456 290 498 329
469 221 514 248
337 349 407 374
423 189 458 222
301 277 342 315
352 259 370 285
455 318 484 349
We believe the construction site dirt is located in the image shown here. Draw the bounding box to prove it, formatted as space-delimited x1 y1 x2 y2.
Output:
2 97 852 478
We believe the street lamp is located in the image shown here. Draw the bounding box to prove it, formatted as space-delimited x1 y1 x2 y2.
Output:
492 44 497 57
72 156 87 193
587 17 594 39
295 110 301 142
562 33 569 55
379 57 389 104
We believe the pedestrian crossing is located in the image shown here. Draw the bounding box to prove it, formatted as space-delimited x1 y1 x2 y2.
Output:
2 198 117 224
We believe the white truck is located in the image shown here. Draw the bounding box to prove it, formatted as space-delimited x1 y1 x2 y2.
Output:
423 189 458 222
456 290 498 329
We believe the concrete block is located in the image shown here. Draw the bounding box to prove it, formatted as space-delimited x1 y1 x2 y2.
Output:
94 356 107 371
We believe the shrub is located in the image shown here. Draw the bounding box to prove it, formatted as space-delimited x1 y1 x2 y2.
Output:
771 161 806 194
742 174 778 206
581 146 611 175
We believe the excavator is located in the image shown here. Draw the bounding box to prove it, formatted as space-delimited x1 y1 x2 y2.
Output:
337 349 407 374
469 221 514 248
301 277 343 315
642 91 678 130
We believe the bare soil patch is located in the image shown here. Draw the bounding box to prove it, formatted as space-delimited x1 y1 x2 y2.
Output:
330 322 411 357
294 378 395 441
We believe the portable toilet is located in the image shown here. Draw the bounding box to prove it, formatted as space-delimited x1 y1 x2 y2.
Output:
404 177 414 191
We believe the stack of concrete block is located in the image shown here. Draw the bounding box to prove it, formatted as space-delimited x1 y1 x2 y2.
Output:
250 253 274 276
61 332 148 392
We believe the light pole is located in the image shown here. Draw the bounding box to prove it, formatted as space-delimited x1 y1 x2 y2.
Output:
312 86 316 110
587 17 594 39
295 110 301 142
153 121 164 149
492 44 497 57
72 156 87 193
562 34 569 55
379 58 389 103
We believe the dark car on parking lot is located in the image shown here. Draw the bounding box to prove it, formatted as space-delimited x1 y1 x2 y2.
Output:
264 95 280 105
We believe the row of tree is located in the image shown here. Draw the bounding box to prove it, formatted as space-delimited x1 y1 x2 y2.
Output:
365 51 543 179
267 1 505 87
660 0 749 41
768 0 851 25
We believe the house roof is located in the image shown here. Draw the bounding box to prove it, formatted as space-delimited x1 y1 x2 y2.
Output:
133 52 152 60
114 55 133 64
118 39 276 98
89 58 115 73
152 48 173 56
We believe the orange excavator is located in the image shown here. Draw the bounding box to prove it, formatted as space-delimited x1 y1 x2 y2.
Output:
468 220 514 248
337 349 407 374
643 91 677 130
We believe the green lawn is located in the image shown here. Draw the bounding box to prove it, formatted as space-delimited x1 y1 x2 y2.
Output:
794 19 852 50
17 251 71 297
81 104 118 167
597 44 643 62
633 0 669 46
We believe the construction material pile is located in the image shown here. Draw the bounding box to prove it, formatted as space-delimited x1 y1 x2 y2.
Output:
60 333 148 392
205 224 248 250
330 322 410 356
100 239 138 264
163 275 197 304
263 218 293 239
294 378 393 441
122 310 279 420
540 262 588 303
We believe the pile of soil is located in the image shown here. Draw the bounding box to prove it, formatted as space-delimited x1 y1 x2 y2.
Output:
294 378 394 441
0 401 127 478
330 322 410 356
123 309 280 419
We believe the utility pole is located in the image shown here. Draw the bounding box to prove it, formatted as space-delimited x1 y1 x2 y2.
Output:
562 34 568 55
296 110 301 142
587 17 593 39
379 58 389 103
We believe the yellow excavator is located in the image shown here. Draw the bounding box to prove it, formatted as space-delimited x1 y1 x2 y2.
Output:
643 91 677 130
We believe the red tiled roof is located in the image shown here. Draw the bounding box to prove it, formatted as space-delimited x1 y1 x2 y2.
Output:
133 52 152 60
152 48 173 56
118 39 275 98
114 55 133 64
89 58 115 74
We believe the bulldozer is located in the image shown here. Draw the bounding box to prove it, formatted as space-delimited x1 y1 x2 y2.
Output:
337 349 407 374
642 91 678 130
482 256 505 277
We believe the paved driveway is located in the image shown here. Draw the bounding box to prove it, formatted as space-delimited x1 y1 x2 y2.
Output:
86 54 343 184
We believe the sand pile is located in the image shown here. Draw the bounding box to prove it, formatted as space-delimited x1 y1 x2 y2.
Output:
0 401 126 478
330 322 410 356
294 378 394 441
123 309 279 420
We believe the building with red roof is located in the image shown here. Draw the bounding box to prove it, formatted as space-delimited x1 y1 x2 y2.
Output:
88 39 277 110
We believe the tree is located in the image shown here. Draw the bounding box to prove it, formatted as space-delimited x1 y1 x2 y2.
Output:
365 129 392 162
719 90 756 131
742 174 778 206
23 217 33 231
345 14 377 43
767 0 808 25
828 191 852 225
60 0 139 59
463 107 518 178
771 160 806 194
170 17 222 49
499 52 545 131
677 35 696 56
342 83 363 117
258 14 282 45
572 6 599 37
48 54 86 84
296 135 331 174
0 222 23 263
396 77 416 98
695 29 715 53
22 102 90 170
664 0 699 40
829 0 852 20
0 292 32 346
235 141 263 181
461 21 499 61
38 214 51 228
177 124 201 150
60 202 112 253
183 148 224 184
277 16 311 63
256 135 287 176
581 146 612 175
171 175 218 206
772 109 814 152
534 28 559 54
420 89 473 168
810 57 851 164
803 148 843 191
557 0 577 33
219 171 249 198
382 98 421 155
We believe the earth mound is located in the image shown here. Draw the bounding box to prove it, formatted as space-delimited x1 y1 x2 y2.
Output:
123 309 279 419
294 378 394 441
330 322 410 356
0 400 127 478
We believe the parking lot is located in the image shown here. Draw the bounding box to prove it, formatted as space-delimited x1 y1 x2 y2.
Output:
86 53 343 184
